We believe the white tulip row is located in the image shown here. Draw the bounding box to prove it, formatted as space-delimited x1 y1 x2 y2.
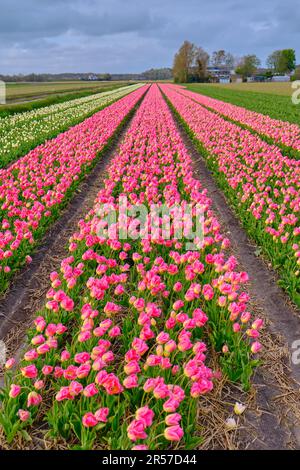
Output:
0 84 143 167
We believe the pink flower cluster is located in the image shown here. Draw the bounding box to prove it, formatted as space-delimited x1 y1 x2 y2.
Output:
161 84 300 304
176 86 300 152
0 85 147 282
1 85 260 449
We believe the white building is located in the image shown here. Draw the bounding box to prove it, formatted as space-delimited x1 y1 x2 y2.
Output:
271 75 290 82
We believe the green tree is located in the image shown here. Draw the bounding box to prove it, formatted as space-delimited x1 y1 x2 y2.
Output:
281 49 296 72
235 54 261 79
291 66 300 81
267 50 282 71
267 49 296 74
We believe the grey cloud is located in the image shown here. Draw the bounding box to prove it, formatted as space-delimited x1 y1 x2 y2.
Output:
0 0 298 73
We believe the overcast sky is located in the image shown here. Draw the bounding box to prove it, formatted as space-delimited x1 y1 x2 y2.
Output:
0 0 299 74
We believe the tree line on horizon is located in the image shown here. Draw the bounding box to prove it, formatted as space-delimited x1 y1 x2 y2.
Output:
0 68 174 83
1 46 298 84
172 40 298 83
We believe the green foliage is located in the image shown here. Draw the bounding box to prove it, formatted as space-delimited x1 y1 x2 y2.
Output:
267 49 296 74
235 55 260 79
291 66 300 82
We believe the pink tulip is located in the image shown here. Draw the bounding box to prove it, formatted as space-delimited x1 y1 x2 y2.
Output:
27 391 42 407
82 412 98 428
124 361 140 375
69 381 83 397
135 406 154 427
123 374 139 389
251 341 262 354
56 386 72 402
34 380 45 390
83 383 98 397
94 407 109 423
164 425 184 442
74 352 90 364
102 373 123 395
76 363 91 379
9 384 21 398
61 350 71 362
5 358 15 369
127 419 148 442
42 365 53 375
17 409 30 422
31 335 45 345
21 364 38 379
165 413 182 426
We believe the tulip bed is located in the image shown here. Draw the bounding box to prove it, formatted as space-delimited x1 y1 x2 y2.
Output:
161 84 300 306
176 87 300 157
0 84 142 168
0 85 262 450
186 84 300 127
0 85 148 292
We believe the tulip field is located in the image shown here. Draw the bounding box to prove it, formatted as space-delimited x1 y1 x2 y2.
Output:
186 83 300 127
0 84 141 167
0 85 146 292
0 82 299 451
161 84 300 306
175 86 300 156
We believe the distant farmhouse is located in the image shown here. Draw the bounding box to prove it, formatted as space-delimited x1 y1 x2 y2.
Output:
246 68 291 82
207 66 233 83
84 74 99 81
207 66 292 84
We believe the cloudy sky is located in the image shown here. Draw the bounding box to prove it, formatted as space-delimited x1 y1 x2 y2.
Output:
0 0 299 74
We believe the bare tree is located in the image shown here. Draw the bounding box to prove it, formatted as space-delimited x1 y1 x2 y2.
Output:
211 50 226 67
173 41 209 83
194 47 210 80
173 41 195 83
224 53 235 69
211 50 235 69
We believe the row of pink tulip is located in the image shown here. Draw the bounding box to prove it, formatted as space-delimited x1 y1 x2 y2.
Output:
161 84 300 306
175 85 300 154
0 85 261 450
0 85 148 292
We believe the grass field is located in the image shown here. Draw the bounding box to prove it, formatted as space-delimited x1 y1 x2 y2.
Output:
185 82 300 125
203 82 294 96
5 81 130 102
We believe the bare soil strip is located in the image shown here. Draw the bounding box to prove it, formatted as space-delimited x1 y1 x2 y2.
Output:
167 104 300 450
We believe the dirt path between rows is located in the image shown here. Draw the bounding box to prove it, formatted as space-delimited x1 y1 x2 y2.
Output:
0 102 142 357
168 102 300 450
